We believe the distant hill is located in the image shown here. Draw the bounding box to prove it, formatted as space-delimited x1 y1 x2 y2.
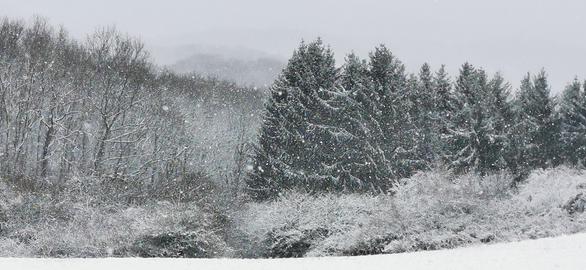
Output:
170 53 284 87
149 44 285 87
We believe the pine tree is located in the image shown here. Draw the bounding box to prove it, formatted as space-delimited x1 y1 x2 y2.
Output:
559 79 586 166
514 71 561 170
341 53 370 92
369 45 406 95
509 75 534 175
248 40 393 200
333 53 396 192
484 73 514 171
431 65 454 160
444 63 481 173
368 45 420 178
443 63 510 175
404 73 429 169
412 63 437 166
433 65 454 118
247 40 336 200
487 73 514 125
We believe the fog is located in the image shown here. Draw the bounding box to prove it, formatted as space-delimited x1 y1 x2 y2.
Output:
3 0 585 92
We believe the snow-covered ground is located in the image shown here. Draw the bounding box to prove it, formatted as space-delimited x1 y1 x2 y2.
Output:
1 233 585 270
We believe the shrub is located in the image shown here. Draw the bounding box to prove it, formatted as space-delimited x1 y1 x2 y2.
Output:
127 231 218 258
0 180 230 258
236 167 586 257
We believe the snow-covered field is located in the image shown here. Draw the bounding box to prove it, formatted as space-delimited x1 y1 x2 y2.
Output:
1 233 584 270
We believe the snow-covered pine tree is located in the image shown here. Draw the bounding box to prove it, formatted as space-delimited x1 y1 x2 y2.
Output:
509 75 534 175
369 45 406 96
487 73 514 127
341 53 371 92
247 40 384 200
443 63 510 175
484 73 514 171
402 74 424 170
340 53 394 186
431 65 454 161
559 79 586 166
444 63 482 173
368 45 420 179
433 65 454 118
247 39 334 200
513 71 561 170
318 53 396 193
412 63 438 166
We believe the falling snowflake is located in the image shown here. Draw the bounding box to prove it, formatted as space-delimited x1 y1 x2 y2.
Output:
82 122 93 130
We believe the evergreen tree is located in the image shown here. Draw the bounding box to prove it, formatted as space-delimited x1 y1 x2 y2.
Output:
368 45 420 178
369 45 406 95
431 65 454 160
404 73 429 168
559 79 586 166
485 73 514 171
248 40 390 200
509 75 534 175
443 63 510 175
412 63 438 165
487 73 514 125
246 40 333 200
433 65 454 119
444 63 481 173
341 52 370 91
513 71 561 170
334 53 396 192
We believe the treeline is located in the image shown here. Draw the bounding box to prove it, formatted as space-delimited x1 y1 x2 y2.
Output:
247 39 586 200
2 17 584 204
0 17 263 201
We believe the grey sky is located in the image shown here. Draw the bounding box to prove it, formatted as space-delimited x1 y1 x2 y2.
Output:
2 0 585 92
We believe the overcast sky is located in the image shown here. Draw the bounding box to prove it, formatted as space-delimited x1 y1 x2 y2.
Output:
2 0 585 92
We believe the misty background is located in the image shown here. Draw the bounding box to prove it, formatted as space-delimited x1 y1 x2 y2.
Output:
3 0 585 91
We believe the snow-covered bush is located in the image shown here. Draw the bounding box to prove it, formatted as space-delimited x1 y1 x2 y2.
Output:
236 167 586 257
3 167 585 258
516 167 586 214
128 231 215 258
0 181 230 257
235 192 383 257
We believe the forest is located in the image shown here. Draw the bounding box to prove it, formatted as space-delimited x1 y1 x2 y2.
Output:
0 17 585 258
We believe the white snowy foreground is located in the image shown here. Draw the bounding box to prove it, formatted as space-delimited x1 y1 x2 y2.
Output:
1 233 586 270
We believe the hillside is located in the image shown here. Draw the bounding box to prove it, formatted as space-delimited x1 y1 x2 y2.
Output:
150 44 285 87
170 53 284 87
